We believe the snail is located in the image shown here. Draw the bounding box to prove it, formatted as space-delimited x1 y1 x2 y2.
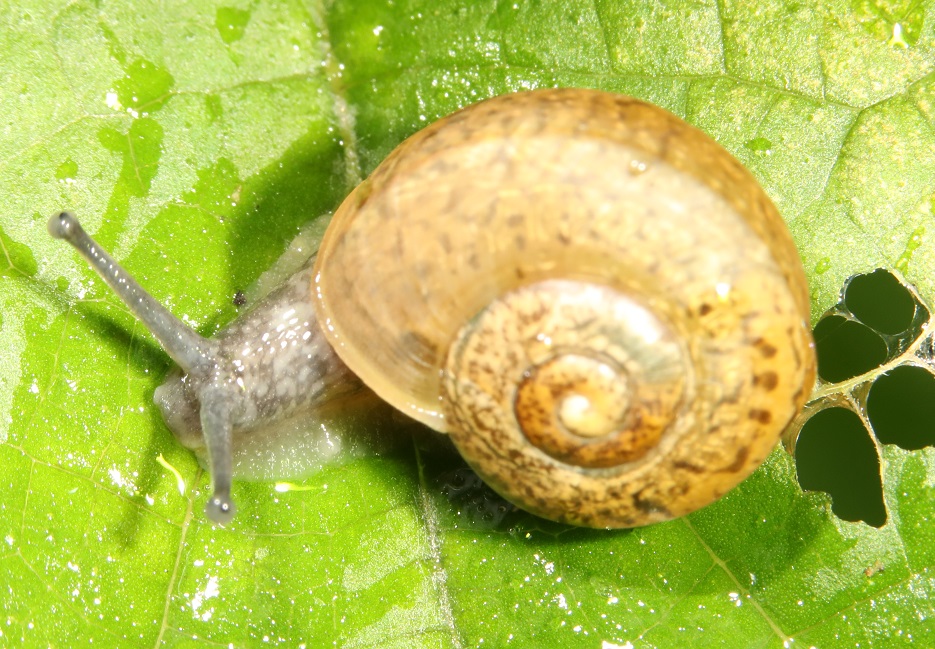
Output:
49 88 816 528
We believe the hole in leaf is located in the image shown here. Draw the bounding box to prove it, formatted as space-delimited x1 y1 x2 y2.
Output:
795 407 886 527
867 364 935 451
814 315 888 383
844 269 919 335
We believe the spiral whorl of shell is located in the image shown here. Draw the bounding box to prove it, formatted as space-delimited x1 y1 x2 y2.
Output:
314 89 815 528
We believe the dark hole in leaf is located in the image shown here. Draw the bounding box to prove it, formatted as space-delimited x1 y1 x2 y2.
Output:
795 407 886 527
867 364 935 451
844 269 919 335
814 315 888 383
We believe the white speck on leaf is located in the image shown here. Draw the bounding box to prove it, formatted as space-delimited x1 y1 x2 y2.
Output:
190 575 220 622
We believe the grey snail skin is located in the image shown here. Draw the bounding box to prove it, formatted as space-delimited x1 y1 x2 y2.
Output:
49 88 816 528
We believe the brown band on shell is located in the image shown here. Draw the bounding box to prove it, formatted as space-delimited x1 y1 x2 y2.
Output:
513 347 690 468
446 278 690 472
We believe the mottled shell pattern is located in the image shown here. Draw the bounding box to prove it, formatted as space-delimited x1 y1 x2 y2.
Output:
314 88 816 528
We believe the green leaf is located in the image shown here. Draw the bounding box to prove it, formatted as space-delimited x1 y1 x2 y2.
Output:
1 0 934 647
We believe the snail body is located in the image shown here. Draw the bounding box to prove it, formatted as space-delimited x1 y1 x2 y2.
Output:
50 88 816 528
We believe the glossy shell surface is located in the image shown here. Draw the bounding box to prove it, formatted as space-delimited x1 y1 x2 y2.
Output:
313 88 815 528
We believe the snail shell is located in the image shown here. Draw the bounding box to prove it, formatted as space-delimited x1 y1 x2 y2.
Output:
313 88 816 528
